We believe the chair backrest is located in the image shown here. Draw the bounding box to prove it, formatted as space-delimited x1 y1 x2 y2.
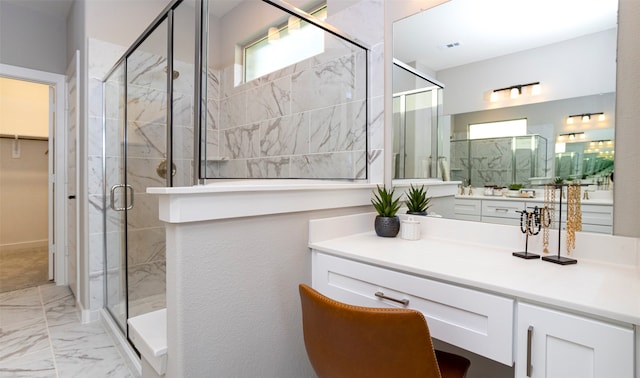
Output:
299 284 443 378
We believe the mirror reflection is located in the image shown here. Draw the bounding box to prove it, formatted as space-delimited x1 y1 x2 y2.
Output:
392 0 617 233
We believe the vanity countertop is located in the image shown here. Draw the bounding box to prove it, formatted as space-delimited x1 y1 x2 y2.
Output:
455 194 613 205
309 214 639 326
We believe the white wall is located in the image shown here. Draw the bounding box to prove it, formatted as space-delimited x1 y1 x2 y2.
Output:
0 2 68 74
165 205 371 377
437 29 617 115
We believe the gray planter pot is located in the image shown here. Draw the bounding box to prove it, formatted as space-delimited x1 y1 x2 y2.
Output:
374 216 400 237
407 211 428 216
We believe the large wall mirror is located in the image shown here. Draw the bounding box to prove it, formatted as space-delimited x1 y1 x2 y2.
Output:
392 0 617 231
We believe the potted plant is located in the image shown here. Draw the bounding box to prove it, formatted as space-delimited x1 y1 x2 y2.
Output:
507 183 523 197
371 185 401 237
404 184 431 216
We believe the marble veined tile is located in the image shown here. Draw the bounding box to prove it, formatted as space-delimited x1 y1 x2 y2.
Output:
246 157 290 178
50 321 132 378
309 100 366 153
0 348 56 378
0 316 49 362
246 77 291 124
0 287 43 327
127 260 166 304
290 152 355 179
127 227 166 266
222 124 260 159
291 54 358 113
260 113 309 157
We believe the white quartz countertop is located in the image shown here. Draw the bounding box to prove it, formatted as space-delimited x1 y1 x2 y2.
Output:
309 216 640 326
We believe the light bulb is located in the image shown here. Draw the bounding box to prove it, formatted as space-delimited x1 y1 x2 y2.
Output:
582 114 590 122
531 83 541 95
510 87 520 99
580 133 585 139
268 27 280 43
598 113 606 121
569 134 575 141
598 141 604 146
566 117 574 125
490 91 499 102
288 16 300 33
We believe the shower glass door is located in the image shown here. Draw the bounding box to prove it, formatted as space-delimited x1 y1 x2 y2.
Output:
104 62 127 331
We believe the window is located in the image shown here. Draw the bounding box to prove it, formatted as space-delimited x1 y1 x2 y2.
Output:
468 119 527 139
244 6 327 83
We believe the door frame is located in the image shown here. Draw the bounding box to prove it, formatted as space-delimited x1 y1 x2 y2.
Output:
0 63 67 285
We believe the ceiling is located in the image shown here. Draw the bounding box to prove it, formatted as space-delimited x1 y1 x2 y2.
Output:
393 0 618 72
0 0 245 20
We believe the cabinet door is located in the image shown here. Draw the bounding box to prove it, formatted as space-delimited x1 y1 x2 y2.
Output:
516 302 633 378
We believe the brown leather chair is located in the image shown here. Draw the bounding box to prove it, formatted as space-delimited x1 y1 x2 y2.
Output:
299 284 470 378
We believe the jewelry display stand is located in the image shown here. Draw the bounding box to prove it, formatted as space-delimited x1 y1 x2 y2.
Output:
541 184 579 265
513 207 541 259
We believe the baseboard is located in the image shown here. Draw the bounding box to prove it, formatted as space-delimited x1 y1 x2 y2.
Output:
100 308 142 377
75 298 100 324
0 240 48 253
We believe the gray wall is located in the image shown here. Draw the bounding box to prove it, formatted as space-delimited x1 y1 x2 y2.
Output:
613 0 640 237
0 2 67 74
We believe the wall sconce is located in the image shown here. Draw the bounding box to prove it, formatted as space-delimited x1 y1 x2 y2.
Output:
490 82 540 102
566 112 605 124
558 132 585 142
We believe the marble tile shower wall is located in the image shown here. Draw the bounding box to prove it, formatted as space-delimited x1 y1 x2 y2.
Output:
203 41 369 179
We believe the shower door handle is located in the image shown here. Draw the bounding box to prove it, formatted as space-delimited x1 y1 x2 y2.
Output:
110 184 134 211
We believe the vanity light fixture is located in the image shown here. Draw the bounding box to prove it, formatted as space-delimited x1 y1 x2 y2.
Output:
558 132 585 142
490 82 540 102
566 112 605 124
589 140 613 147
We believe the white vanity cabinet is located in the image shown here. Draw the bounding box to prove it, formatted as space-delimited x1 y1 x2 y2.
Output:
312 251 514 366
455 197 613 233
516 302 634 378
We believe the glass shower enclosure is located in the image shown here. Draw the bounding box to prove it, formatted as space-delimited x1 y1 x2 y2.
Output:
450 135 548 187
102 0 368 348
392 60 444 180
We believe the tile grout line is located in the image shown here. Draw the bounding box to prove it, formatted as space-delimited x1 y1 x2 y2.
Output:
38 285 60 378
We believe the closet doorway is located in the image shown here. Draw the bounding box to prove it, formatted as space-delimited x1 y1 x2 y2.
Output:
0 64 67 293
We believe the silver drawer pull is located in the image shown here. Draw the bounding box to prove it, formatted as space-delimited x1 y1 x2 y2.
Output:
375 291 409 306
495 208 510 212
526 325 534 377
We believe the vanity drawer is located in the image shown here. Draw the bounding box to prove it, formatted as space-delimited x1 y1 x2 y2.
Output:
482 200 526 219
312 251 514 366
581 204 613 226
454 198 481 216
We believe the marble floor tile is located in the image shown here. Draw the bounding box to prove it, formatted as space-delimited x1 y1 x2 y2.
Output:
0 287 45 328
0 316 50 362
50 322 133 378
0 348 57 378
0 283 136 378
